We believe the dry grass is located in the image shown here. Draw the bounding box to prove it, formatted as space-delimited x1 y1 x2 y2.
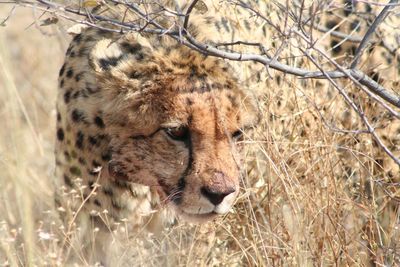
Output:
0 2 399 267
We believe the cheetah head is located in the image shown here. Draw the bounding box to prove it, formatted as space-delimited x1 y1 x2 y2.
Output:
91 36 259 222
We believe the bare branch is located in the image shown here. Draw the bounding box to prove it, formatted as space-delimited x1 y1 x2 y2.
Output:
302 48 400 166
7 0 400 167
183 0 199 31
11 0 400 111
312 23 364 43
350 0 399 68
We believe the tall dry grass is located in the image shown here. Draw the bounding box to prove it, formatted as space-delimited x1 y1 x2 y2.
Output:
0 2 399 267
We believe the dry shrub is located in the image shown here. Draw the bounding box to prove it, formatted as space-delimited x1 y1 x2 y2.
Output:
0 1 399 266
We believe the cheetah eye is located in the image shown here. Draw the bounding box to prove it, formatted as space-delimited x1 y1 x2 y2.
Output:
232 130 243 141
164 126 189 141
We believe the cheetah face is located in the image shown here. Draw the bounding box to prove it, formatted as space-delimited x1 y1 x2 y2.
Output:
90 39 258 222
102 80 258 222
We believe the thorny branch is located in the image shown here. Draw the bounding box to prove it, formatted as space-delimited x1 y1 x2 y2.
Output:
3 0 400 167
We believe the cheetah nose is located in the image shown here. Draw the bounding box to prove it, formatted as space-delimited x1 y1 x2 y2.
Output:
201 186 236 206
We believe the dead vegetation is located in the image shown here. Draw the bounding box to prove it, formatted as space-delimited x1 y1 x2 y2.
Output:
0 1 399 266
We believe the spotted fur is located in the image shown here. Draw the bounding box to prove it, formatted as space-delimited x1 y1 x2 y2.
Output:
54 0 399 264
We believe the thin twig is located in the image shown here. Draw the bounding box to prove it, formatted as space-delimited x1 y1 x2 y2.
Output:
0 4 16 26
15 0 400 110
183 0 199 31
350 0 399 69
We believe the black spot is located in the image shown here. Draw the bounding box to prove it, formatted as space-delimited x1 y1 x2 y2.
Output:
69 166 82 176
227 93 238 107
71 150 78 159
64 91 71 104
75 72 84 82
94 199 102 207
60 79 65 88
349 46 356 55
201 83 211 93
121 42 142 54
128 71 142 79
343 0 354 16
78 157 86 165
66 68 74 79
101 150 112 162
243 20 251 31
366 4 372 13
215 83 225 90
59 64 66 77
78 47 90 57
344 8 352 17
189 65 199 78
74 90 88 99
276 75 281 85
135 52 145 61
92 160 101 168
57 112 61 122
221 17 230 32
350 20 360 31
57 128 65 141
94 116 105 128
386 55 392 64
72 91 83 99
71 109 85 123
76 131 84 149
164 47 172 56
330 40 342 54
226 81 233 89
64 174 73 187
325 20 336 30
88 169 98 176
69 51 75 58
96 28 110 35
72 34 82 44
103 187 114 196
214 21 221 31
64 151 71 162
88 136 98 145
99 56 122 70
97 134 107 140
262 25 267 36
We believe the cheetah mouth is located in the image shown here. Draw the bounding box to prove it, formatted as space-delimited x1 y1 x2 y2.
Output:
178 210 219 223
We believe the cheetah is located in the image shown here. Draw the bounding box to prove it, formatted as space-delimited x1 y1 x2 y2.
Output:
53 0 400 265
54 4 259 264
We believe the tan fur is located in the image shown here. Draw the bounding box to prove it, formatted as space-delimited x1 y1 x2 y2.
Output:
55 13 258 263
54 0 399 264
